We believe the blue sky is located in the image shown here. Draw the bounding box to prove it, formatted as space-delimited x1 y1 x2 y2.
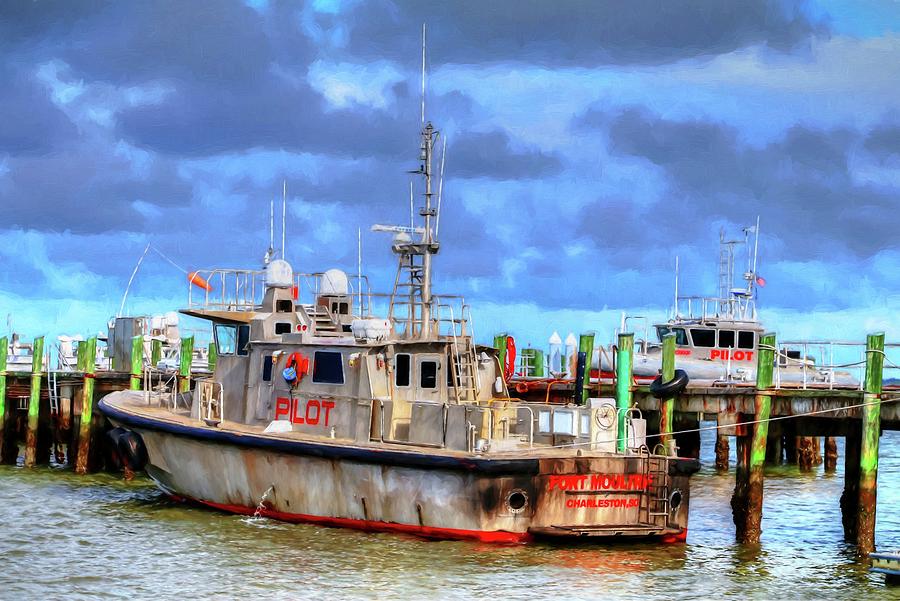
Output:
2 0 900 351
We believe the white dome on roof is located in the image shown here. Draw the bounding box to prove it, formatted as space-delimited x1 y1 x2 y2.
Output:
321 269 349 295
266 259 293 288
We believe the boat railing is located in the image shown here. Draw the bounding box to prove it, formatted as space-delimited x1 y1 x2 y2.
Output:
294 272 374 317
675 295 757 322
142 367 180 411
772 340 900 391
187 268 266 311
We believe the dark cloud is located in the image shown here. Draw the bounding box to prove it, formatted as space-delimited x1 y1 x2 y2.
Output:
579 106 898 271
865 124 900 160
449 130 563 180
343 0 826 67
0 63 76 154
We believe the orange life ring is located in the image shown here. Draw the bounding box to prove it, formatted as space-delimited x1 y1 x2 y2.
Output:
286 352 309 382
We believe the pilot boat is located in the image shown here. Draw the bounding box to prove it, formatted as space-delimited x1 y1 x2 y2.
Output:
598 225 857 387
99 121 699 543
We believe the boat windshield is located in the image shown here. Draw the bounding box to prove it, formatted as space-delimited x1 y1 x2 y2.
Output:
656 326 689 346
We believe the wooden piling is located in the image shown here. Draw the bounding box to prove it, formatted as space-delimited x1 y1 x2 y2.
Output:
151 338 162 368
659 333 675 453
179 336 194 394
841 423 861 542
75 337 97 475
130 335 143 391
577 332 594 405
824 436 838 472
797 436 816 471
0 337 12 465
715 435 730 471
24 336 44 467
493 334 508 378
733 332 775 544
857 332 884 555
765 431 783 465
615 333 634 453
207 342 218 372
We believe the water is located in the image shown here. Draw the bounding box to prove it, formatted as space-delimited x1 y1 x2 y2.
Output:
2 429 900 600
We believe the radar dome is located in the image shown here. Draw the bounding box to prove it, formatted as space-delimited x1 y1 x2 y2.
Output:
266 259 293 288
321 269 349 295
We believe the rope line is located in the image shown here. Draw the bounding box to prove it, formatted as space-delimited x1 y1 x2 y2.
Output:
491 394 900 456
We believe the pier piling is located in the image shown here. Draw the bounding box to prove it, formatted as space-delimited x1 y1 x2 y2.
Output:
578 332 594 404
797 436 816 471
179 336 194 393
24 336 45 467
75 337 98 475
733 332 775 544
824 437 838 472
0 337 13 465
841 424 862 542
659 333 675 453
615 333 633 453
207 342 217 372
715 434 730 471
857 332 884 555
130 335 142 391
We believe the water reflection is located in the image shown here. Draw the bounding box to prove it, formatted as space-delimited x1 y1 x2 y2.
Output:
1 428 900 598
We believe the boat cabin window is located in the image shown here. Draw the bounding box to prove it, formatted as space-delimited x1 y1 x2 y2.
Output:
395 353 411 387
690 329 716 348
420 360 438 389
312 351 344 384
738 331 755 349
718 330 736 348
276 300 293 313
262 355 273 382
274 322 292 335
657 326 689 346
331 302 350 315
215 324 236 355
237 324 250 356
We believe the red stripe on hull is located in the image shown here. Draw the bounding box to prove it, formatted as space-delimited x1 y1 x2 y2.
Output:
170 494 531 544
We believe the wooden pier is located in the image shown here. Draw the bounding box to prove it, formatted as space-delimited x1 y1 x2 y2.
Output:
508 331 899 557
0 334 207 475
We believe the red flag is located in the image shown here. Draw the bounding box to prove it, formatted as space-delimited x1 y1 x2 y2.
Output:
756 276 766 287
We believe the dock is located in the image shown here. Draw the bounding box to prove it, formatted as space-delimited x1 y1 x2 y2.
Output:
506 330 898 556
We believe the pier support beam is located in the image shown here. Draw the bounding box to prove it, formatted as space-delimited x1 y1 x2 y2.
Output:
178 336 194 394
732 332 775 544
797 436 817 471
24 336 45 467
75 337 97 475
615 333 633 453
824 437 838 472
129 334 142 391
715 434 730 471
857 332 884 556
658 334 675 454
0 337 13 465
841 424 861 542
765 431 783 465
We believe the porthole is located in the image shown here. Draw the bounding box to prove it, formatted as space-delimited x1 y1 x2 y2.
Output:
670 489 683 512
506 489 528 514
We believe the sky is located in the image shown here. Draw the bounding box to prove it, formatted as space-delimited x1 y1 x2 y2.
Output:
2 0 900 352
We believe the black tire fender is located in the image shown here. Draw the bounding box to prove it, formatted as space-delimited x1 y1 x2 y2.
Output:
650 369 690 399
116 430 149 472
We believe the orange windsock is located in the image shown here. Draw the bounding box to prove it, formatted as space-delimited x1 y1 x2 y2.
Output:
188 271 212 291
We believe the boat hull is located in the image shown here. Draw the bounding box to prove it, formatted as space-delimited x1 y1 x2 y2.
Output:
101 394 696 544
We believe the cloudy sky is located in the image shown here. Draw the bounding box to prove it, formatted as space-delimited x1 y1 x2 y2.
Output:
3 0 900 350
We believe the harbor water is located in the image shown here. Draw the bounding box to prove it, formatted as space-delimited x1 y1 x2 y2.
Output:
2 427 900 600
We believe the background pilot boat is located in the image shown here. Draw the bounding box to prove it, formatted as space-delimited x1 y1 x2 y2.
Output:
595 223 858 387
100 121 698 544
